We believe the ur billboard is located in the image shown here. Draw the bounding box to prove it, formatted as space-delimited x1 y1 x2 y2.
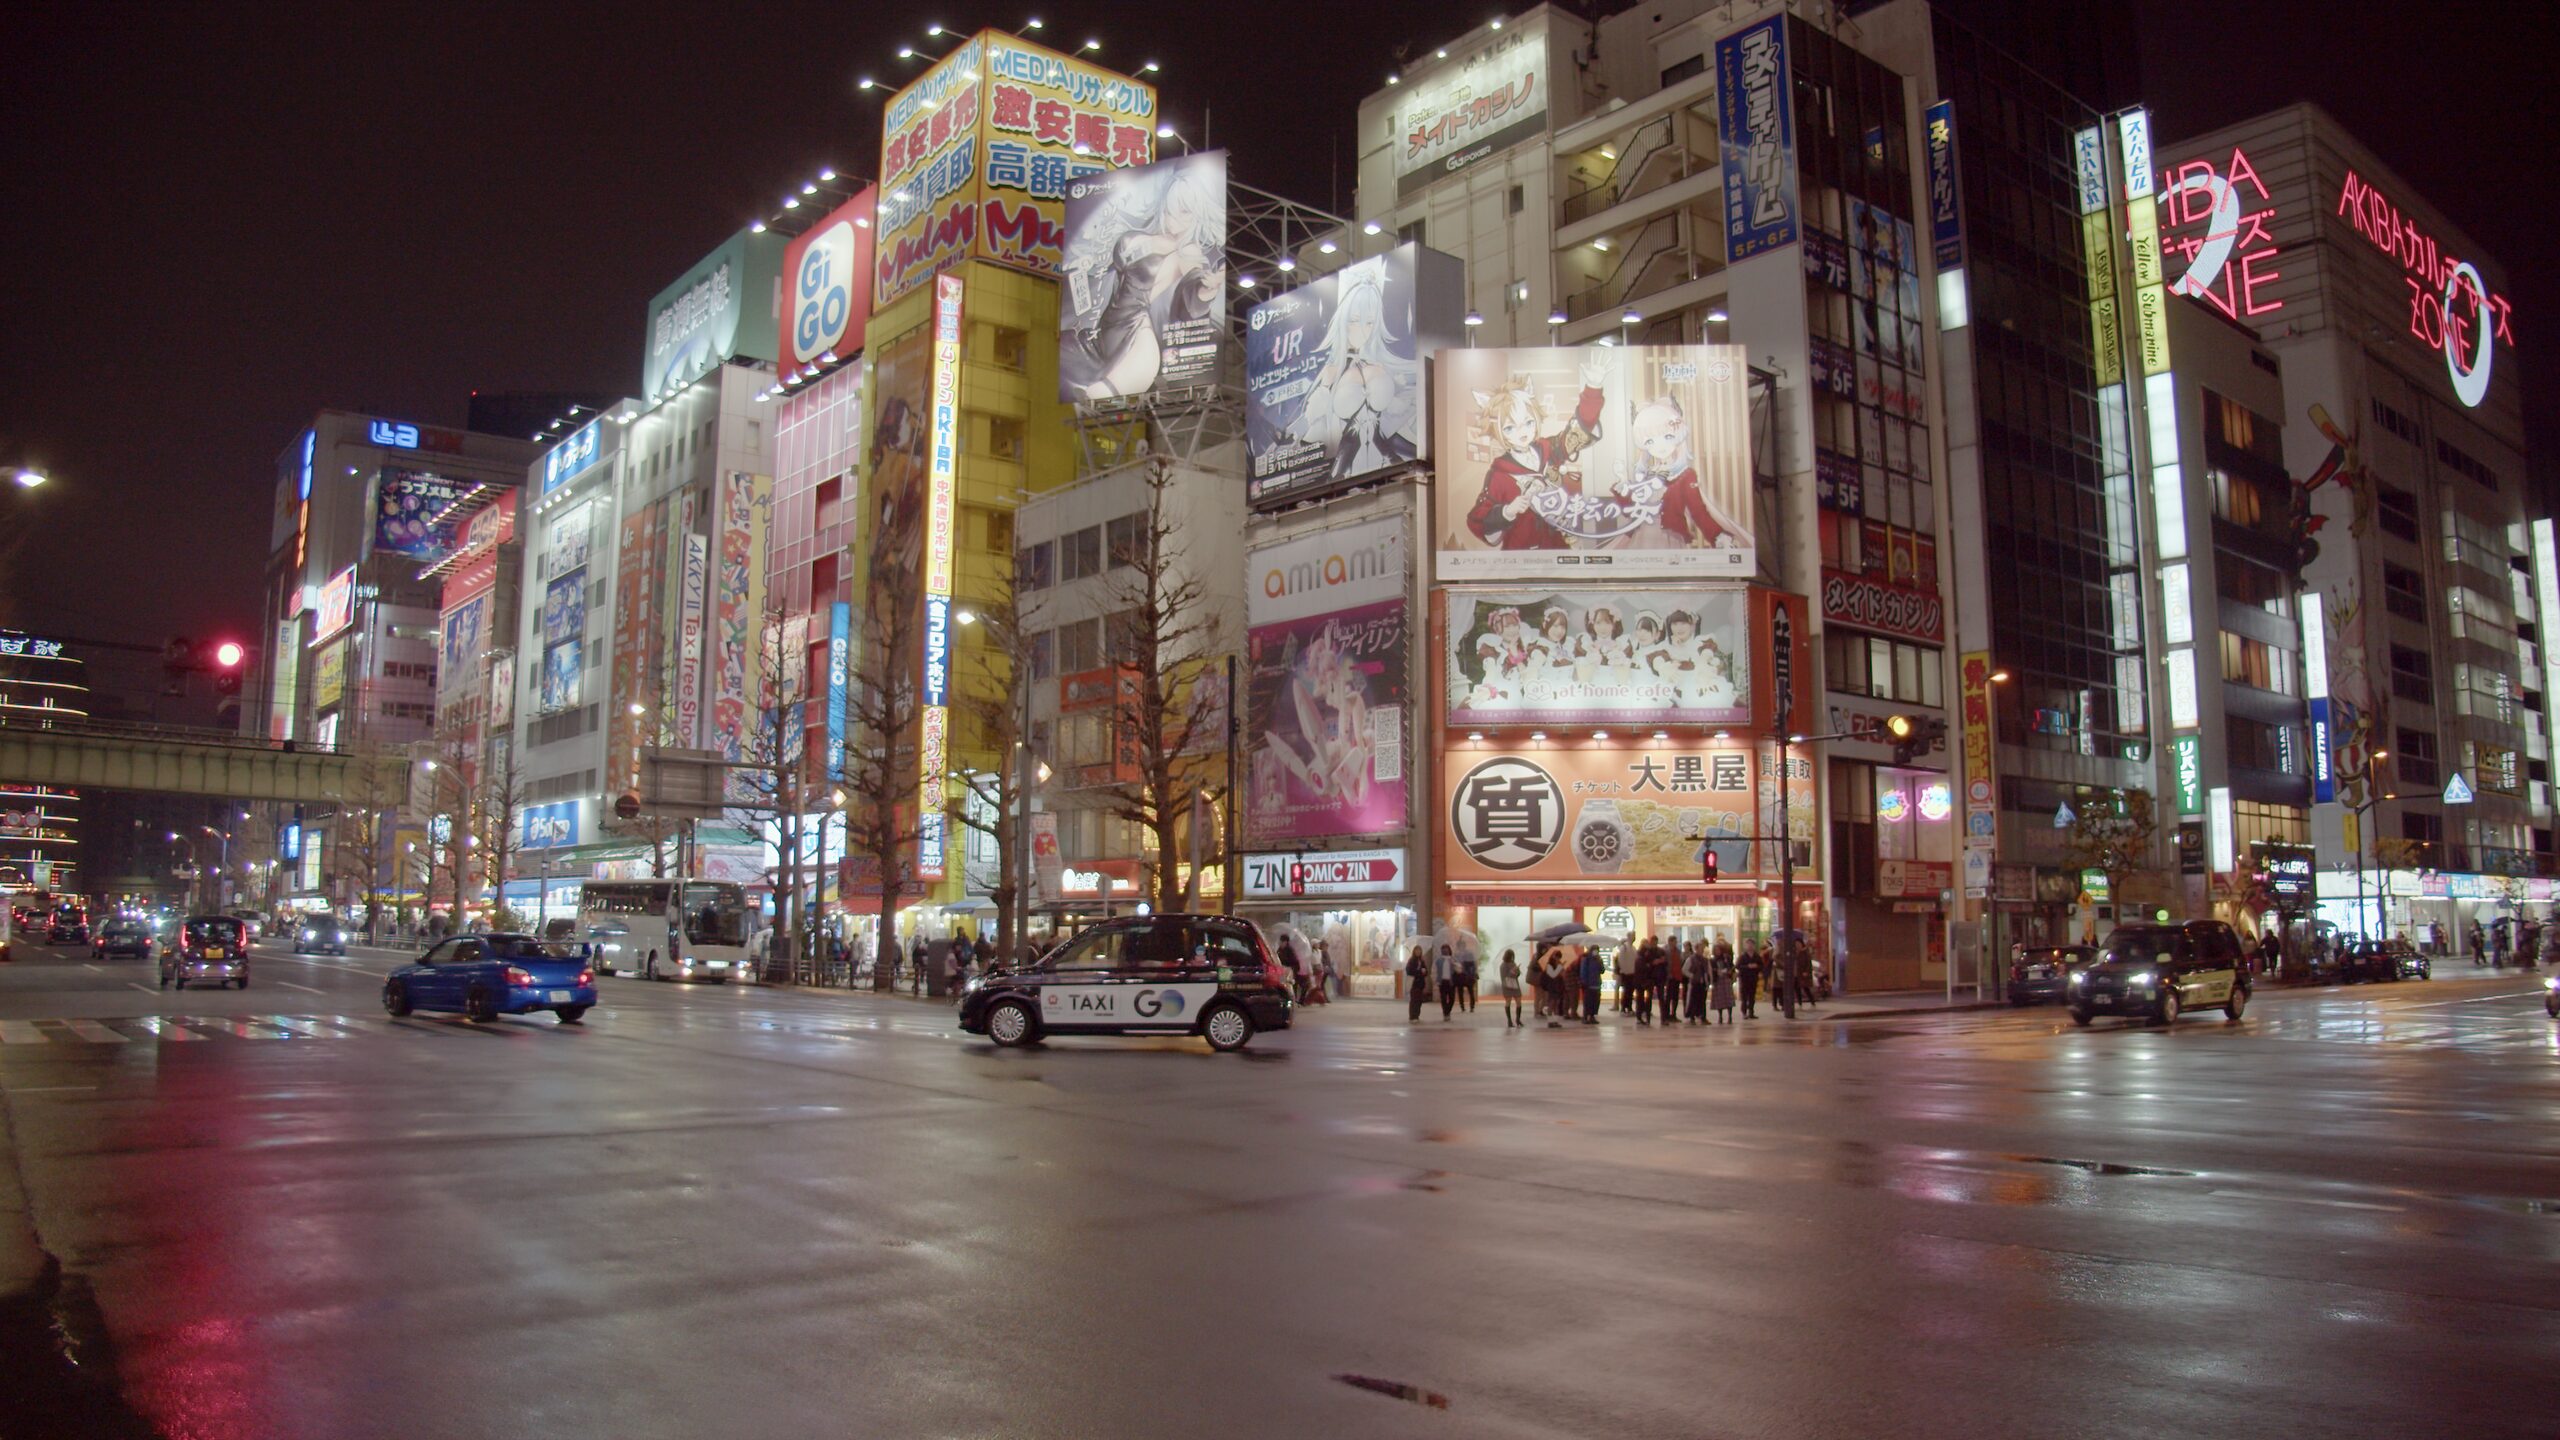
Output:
1433 345 1753 579
1446 587 1751 727
644 227 786 403
1245 515 1409 845
1244 242 1464 508
874 30 1158 308
1058 151 1227 404
781 188 877 374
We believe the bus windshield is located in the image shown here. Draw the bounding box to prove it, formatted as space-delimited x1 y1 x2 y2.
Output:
679 884 748 947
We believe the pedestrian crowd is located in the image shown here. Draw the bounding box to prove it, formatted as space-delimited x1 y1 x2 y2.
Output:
1403 934 1819 1029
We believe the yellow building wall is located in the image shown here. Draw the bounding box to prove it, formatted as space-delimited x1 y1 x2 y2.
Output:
857 257 1074 906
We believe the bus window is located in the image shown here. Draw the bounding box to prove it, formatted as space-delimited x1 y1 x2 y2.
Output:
681 887 747 947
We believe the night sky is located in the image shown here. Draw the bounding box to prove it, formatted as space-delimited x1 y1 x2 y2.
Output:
2 1 2549 690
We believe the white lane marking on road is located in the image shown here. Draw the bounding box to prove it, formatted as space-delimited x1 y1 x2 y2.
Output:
62 1020 129 1044
0 1021 48 1044
264 1017 344 1038
2210 1188 2402 1212
5 1085 97 1092
276 981 326 993
127 984 159 995
125 1017 207 1041
2394 990 2545 1009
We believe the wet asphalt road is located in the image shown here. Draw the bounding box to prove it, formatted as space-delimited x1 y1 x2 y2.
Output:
0 939 2555 1439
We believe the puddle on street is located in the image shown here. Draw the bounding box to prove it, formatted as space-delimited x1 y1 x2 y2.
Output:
2007 1154 2198 1178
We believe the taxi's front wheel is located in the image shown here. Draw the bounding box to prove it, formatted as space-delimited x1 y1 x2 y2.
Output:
1202 1003 1253 1052
986 999 1038 1047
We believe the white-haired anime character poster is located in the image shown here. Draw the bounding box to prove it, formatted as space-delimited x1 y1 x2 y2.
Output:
1244 242 1464 508
1056 150 1228 405
1434 344 1754 579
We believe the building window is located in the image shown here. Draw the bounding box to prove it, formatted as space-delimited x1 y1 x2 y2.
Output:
2376 484 2421 543
2232 800 2309 849
2218 633 2296 696
1017 540 1055 591
991 326 1029 371
2389 644 2434 705
1027 629 1055 682
1060 526 1103 581
1105 513 1149 571
1398 218 1425 247
1057 618 1101 673
1822 631 1942 707
2435 438 2500 492
990 416 1025 461
2216 552 2295 620
2395 727 2439 787
1660 52 1706 86
2370 396 2422 447
985 509 1013 557
1507 183 1526 215
2225 716 2298 773
2382 562 2426 623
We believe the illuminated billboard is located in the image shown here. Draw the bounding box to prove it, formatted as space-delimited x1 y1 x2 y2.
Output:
1433 344 1753 579
874 30 1157 308
1244 242 1464 508
1392 13 1549 199
373 468 481 564
1442 741 1814 901
311 567 356 645
1445 587 1751 727
1244 514 1410 845
915 275 964 882
1058 150 1227 404
781 188 877 374
644 227 787 403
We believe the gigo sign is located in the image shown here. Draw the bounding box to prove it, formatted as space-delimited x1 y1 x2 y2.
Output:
783 189 877 371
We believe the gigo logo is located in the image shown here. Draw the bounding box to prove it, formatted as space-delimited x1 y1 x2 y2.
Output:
792 220 857 364
1131 988 1188 1019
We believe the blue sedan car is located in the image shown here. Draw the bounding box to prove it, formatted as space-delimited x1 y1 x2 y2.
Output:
383 933 597 1025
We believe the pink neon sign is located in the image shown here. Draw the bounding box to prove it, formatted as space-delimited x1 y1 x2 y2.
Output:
2159 146 2283 319
2337 168 2514 404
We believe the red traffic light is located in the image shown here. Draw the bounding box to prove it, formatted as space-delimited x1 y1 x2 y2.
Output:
1701 846 1720 883
1289 862 1305 896
213 641 245 668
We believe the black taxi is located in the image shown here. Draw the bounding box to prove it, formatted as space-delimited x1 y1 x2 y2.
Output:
2068 920 2251 1027
958 913 1293 1052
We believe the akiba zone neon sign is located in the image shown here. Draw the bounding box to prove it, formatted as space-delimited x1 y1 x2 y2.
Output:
2158 147 2282 321
2338 169 2514 409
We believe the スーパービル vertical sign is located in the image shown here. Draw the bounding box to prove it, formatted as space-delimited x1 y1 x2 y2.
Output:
1715 15 1799 261
915 274 964 883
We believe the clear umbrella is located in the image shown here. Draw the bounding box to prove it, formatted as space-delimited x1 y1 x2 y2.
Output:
1424 925 1481 962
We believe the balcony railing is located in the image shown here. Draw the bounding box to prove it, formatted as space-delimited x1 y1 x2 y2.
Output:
1562 214 1702 323
1559 114 1711 227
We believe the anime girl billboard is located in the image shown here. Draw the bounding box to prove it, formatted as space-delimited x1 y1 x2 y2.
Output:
1057 151 1228 404
1433 345 1753 579
1244 242 1465 507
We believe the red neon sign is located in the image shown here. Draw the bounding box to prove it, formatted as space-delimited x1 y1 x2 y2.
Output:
2337 169 2516 367
2158 146 2284 320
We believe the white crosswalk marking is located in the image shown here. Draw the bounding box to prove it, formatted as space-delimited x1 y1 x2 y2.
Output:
265 1016 349 1038
0 1021 47 1044
61 1020 128 1044
124 1017 207 1041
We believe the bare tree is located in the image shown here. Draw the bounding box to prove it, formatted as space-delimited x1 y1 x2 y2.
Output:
476 738 526 930
1095 457 1229 913
2061 788 2161 906
325 805 396 941
841 585 923 989
950 570 1029 960
724 603 815 976
415 738 478 927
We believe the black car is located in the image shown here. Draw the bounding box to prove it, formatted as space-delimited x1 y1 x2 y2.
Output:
90 920 154 960
47 908 88 945
2069 920 2251 1027
2007 945 2097 1006
958 913 1293 1052
2337 940 2425 983
293 916 349 955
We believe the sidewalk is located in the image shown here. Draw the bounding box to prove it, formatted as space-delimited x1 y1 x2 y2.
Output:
1280 986 2001 1027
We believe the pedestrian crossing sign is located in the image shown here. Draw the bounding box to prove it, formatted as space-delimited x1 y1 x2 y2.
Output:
2443 771 2475 805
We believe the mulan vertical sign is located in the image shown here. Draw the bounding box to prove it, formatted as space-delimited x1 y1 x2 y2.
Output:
1715 15 1799 261
915 274 965 884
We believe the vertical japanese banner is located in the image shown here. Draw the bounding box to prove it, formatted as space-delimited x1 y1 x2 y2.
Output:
714 471 771 800
610 498 667 798
915 274 964 883
1959 650 1996 856
1924 100 1962 271
1714 14 1799 261
825 602 851 781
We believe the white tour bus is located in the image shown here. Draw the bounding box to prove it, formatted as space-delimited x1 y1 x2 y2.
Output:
577 879 752 983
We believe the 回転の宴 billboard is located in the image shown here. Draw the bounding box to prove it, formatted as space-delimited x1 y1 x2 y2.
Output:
1433 344 1753 579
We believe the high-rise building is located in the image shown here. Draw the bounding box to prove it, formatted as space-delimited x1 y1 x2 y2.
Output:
0 632 86 897
2156 104 2544 949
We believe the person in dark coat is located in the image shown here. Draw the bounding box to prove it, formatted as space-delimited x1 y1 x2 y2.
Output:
1578 946 1604 1023
1405 945 1431 1022
1738 945 1764 1019
1632 939 1659 1025
1683 942 1709 1023
1710 954 1736 1024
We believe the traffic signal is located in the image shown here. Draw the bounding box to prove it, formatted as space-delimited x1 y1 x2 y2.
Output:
1701 845 1720 884
1884 713 1949 766
1289 861 1305 897
212 640 248 696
